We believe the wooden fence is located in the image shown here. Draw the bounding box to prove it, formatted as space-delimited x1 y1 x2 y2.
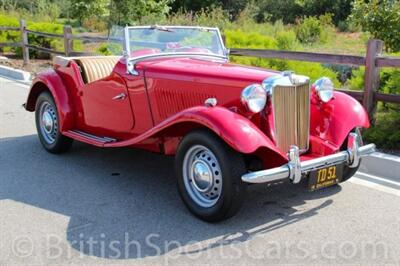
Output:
1 19 400 119
0 19 123 60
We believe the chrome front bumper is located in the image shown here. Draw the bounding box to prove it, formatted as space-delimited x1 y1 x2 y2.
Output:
241 133 376 184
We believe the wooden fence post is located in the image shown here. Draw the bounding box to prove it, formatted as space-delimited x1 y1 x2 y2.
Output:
63 26 73 56
363 39 383 123
19 19 29 65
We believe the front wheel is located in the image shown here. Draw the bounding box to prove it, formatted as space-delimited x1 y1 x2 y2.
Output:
35 92 73 154
175 130 247 222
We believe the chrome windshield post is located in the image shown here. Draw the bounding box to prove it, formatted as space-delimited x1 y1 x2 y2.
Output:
124 27 139 75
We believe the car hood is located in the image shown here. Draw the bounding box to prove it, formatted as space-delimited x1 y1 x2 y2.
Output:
137 57 279 86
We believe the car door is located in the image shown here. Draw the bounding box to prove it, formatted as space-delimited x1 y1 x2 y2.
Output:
79 72 135 136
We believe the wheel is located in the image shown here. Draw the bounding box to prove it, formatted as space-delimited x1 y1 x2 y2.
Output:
35 92 73 154
340 129 363 183
175 130 247 222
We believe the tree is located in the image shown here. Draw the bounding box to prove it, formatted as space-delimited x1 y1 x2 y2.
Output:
109 0 172 26
171 0 219 13
351 0 400 52
253 0 353 24
69 0 109 25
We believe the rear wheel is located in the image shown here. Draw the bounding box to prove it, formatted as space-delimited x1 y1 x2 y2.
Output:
175 130 247 222
35 92 73 154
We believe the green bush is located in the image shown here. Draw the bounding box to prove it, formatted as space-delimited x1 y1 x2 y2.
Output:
295 16 326 44
0 13 83 58
348 64 400 103
346 57 400 150
275 30 298 50
0 14 20 52
318 13 334 27
285 61 340 86
337 19 360 33
225 29 276 49
97 42 123 55
364 111 400 150
23 22 64 59
82 16 108 32
225 29 276 69
225 29 340 85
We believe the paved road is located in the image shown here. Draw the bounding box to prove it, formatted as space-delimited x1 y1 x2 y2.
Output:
1 77 399 265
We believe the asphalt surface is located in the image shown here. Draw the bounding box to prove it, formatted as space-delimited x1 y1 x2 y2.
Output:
1 77 400 265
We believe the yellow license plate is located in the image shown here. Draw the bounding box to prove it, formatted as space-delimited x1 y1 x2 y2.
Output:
308 164 343 191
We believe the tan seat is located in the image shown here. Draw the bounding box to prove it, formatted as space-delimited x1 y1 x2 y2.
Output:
76 56 120 84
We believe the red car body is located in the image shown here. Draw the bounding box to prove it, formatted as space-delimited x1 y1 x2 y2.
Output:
24 26 375 221
25 56 369 168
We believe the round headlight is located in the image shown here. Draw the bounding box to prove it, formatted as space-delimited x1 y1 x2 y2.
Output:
314 77 334 103
241 84 267 113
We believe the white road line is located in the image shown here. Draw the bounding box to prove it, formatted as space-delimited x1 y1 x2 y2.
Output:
350 172 400 197
0 76 30 88
357 171 400 186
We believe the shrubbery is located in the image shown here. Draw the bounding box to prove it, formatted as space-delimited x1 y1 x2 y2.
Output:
23 22 64 59
295 16 328 44
347 61 400 149
224 29 340 85
0 14 19 52
363 111 400 150
0 13 83 59
97 42 123 56
275 31 298 50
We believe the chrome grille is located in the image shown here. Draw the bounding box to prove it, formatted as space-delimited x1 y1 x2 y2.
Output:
272 83 310 153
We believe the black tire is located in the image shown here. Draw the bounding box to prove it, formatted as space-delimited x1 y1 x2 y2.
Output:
175 129 247 222
35 91 73 154
341 163 360 183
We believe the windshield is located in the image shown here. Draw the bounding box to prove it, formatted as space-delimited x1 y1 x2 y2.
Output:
125 26 226 59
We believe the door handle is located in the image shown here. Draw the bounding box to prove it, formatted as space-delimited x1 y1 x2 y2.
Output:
112 93 127 100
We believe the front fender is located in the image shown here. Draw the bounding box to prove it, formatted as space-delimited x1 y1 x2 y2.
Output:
106 106 287 161
311 91 370 147
25 69 74 131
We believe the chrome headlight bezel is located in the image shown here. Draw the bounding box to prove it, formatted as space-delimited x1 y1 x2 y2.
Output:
314 77 334 103
241 84 267 113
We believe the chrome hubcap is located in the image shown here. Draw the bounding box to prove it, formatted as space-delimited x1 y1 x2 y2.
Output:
192 160 213 192
39 102 58 144
183 145 222 208
42 111 54 133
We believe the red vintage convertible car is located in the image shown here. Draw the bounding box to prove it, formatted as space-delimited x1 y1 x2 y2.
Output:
25 26 375 222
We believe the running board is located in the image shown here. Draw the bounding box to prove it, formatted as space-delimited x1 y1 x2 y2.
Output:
65 130 116 146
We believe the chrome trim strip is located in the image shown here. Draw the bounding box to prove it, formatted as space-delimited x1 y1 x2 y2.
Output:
129 52 228 63
241 133 376 184
126 53 229 76
70 130 116 143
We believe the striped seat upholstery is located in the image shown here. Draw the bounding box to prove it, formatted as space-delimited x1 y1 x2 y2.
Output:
76 56 120 84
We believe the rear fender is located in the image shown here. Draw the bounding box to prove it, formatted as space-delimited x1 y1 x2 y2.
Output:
106 106 288 162
311 91 370 148
25 69 74 131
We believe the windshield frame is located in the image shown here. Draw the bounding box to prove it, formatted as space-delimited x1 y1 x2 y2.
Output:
123 25 229 62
